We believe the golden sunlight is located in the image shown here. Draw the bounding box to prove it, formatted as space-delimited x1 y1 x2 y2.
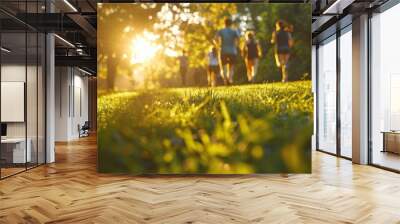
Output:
130 36 161 64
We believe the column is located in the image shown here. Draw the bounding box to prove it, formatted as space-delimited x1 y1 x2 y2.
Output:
46 1 55 163
352 14 369 164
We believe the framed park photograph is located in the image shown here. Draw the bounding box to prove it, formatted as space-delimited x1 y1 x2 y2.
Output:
97 2 312 174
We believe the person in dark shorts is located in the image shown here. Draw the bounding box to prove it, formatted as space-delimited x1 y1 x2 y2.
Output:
178 50 189 86
207 46 220 87
215 18 240 85
242 31 261 83
271 20 293 83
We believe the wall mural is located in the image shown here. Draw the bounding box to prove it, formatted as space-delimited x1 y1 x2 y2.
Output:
97 3 312 174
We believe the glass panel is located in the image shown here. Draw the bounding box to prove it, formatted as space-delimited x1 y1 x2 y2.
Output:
312 45 317 151
26 0 39 169
339 28 352 158
371 4 400 171
27 30 38 169
38 32 45 165
0 1 46 178
1 30 28 177
317 36 337 154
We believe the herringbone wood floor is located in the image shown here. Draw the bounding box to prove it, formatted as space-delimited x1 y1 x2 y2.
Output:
1 136 400 224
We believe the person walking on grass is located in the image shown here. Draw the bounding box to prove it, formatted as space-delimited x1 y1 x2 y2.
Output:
207 46 220 87
215 18 240 85
242 31 261 83
271 20 293 83
178 50 189 86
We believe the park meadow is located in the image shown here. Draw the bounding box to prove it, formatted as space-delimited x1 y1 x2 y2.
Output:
97 3 312 174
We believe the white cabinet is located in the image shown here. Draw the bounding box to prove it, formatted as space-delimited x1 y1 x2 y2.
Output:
1 138 32 163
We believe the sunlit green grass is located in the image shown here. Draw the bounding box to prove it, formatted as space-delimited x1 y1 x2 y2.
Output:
98 81 313 174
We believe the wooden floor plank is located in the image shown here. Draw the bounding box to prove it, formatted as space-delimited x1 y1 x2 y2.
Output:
0 136 400 223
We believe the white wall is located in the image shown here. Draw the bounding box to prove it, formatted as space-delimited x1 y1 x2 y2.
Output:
55 67 89 141
55 66 70 141
77 72 89 138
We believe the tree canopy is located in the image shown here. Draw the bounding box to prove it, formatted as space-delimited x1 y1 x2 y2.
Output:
98 3 311 91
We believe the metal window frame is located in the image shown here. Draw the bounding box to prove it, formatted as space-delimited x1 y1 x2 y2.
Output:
315 0 400 173
315 20 353 161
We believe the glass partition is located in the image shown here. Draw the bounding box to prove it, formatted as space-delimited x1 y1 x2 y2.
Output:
27 30 38 169
0 2 46 179
38 32 45 165
371 3 400 171
1 30 28 177
317 35 337 154
339 27 352 158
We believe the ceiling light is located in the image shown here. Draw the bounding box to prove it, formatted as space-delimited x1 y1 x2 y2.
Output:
322 0 355 15
76 48 85 55
63 0 78 12
1 47 11 53
78 67 93 76
54 34 75 48
323 0 355 15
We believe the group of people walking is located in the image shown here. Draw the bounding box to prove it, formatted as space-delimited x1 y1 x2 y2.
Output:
179 18 294 87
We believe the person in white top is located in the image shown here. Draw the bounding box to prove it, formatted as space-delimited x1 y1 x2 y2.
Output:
207 46 220 87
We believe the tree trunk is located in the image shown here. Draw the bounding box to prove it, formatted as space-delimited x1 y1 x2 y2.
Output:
107 57 117 91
